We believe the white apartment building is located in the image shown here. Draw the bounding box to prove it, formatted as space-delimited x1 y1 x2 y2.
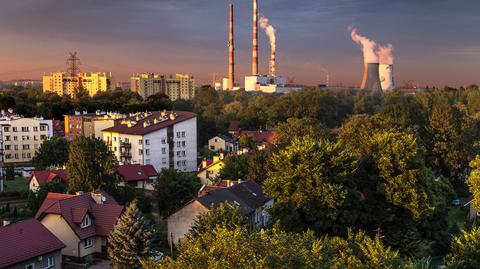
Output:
131 73 195 101
0 110 53 163
102 111 197 173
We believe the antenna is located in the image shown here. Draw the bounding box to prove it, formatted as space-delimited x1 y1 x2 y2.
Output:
66 52 81 77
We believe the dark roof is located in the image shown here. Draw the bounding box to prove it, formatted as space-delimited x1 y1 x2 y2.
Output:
28 169 68 186
228 121 241 132
117 164 158 182
102 111 197 135
35 192 123 240
215 134 236 144
197 181 270 214
0 219 65 268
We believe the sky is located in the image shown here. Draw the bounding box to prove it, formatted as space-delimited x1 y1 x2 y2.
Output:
0 0 479 87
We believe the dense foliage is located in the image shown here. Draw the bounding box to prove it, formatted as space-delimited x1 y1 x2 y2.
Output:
32 136 69 168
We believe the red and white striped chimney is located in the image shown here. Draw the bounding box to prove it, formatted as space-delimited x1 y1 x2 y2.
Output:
252 0 258 76
270 50 276 77
228 3 235 89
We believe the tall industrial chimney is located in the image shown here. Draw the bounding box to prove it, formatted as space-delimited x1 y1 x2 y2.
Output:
379 64 395 91
228 3 235 90
269 50 276 77
361 63 382 91
252 0 259 76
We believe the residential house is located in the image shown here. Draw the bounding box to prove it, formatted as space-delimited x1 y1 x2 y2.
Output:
198 179 242 197
0 219 65 269
227 121 241 136
102 111 197 173
35 191 123 262
208 135 237 153
166 181 273 245
27 170 68 193
64 111 127 141
117 164 158 191
197 156 224 185
234 130 276 151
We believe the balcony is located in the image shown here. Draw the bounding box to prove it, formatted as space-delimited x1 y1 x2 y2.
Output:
120 151 132 158
120 142 132 149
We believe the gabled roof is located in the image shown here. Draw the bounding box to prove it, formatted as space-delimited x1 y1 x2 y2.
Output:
0 219 65 268
212 134 236 144
228 121 241 132
197 181 270 215
28 169 68 186
117 164 158 182
35 192 123 240
197 158 224 173
235 130 277 145
102 111 197 135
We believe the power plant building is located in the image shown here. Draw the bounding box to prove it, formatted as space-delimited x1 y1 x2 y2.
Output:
131 73 195 101
43 72 115 97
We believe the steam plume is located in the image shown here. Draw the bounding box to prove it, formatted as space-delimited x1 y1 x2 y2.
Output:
350 27 379 63
259 16 276 53
378 44 394 65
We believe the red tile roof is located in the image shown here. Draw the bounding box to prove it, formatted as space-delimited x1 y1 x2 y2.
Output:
28 169 68 186
235 130 277 144
0 219 65 268
228 121 241 132
117 164 158 182
102 111 197 135
35 192 123 240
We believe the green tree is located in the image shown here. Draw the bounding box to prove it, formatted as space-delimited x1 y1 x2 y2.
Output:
219 155 249 181
154 169 201 216
108 201 153 269
186 203 248 240
238 135 257 150
5 164 14 181
27 181 68 213
275 117 331 147
264 136 359 233
445 226 480 269
32 136 69 168
246 150 271 184
66 136 118 192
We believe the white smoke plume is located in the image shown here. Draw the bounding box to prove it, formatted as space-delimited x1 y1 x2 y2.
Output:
259 16 276 53
350 27 378 63
378 44 394 65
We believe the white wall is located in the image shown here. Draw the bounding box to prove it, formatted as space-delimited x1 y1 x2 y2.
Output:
172 117 197 172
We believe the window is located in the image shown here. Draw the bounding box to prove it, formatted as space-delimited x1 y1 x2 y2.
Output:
27 153 31 158
25 264 35 269
182 160 187 166
5 136 10 141
84 237 93 249
182 151 186 157
43 255 55 269
182 141 186 147
161 139 166 144
33 126 38 132
13 136 17 141
139 149 143 155
145 149 150 156
177 151 181 157
22 153 26 158
177 141 181 147
138 139 143 145
40 125 47 131
182 131 186 138
162 157 167 164
3 127 9 132
34 136 38 141
23 145 30 150
162 148 166 154
124 138 129 143
81 215 91 228
4 145 10 150
12 127 17 132
21 127 29 132
145 139 150 145
176 132 181 138
14 145 18 150
40 135 47 140
34 144 39 149
113 137 117 142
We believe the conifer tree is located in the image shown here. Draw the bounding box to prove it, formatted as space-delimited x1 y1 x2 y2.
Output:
108 201 153 268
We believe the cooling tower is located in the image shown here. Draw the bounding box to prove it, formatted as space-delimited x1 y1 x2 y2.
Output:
361 63 382 91
379 64 395 92
252 0 259 75
228 3 235 90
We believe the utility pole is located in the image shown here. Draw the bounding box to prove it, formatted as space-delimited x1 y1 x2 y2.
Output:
66 52 81 77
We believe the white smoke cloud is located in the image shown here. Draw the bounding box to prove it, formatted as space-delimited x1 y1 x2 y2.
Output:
378 44 394 65
350 27 378 63
350 26 395 65
259 16 276 53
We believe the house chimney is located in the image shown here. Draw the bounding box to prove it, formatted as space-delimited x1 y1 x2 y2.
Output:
91 191 106 204
252 0 259 76
3 220 11 226
228 3 235 90
75 191 84 196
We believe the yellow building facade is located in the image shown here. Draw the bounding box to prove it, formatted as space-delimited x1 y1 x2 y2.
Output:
43 72 115 97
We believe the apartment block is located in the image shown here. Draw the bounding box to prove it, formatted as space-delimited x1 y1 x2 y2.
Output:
102 111 197 173
130 73 195 101
64 111 126 141
0 110 53 164
43 72 115 97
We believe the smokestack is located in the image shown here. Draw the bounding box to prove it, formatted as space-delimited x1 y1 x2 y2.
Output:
228 3 235 90
361 63 382 91
380 64 395 91
270 50 276 77
252 0 258 76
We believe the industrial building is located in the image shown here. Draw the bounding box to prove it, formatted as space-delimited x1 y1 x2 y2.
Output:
43 72 115 97
130 73 195 100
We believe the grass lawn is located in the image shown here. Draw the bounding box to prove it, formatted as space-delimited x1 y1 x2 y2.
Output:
3 176 28 193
